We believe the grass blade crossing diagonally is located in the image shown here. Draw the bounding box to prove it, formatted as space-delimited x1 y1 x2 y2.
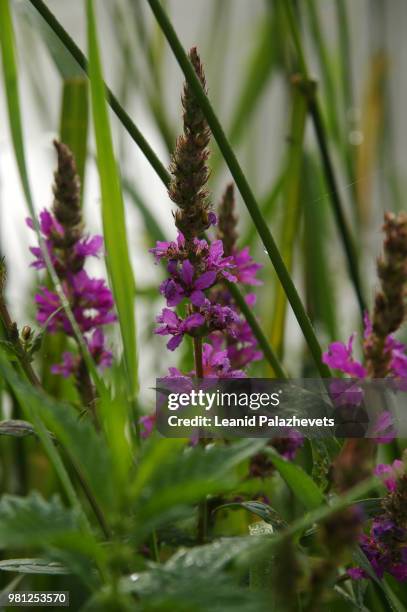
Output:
147 0 330 377
27 0 286 378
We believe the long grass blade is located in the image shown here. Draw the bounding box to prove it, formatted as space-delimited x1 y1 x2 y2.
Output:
59 77 89 190
147 0 330 377
0 0 34 212
86 0 137 399
269 78 308 359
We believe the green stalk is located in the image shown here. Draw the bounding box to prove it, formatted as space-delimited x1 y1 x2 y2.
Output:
28 0 287 378
282 0 366 316
147 0 329 377
226 282 287 379
269 77 309 360
304 0 341 144
335 0 354 113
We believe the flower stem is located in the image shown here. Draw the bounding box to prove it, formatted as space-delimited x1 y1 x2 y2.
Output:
147 0 330 378
30 0 288 381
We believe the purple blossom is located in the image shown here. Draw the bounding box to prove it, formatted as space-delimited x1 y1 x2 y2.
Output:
202 301 240 334
347 567 367 580
51 352 77 377
139 414 156 439
28 208 115 376
231 247 263 286
74 235 103 258
203 240 236 281
149 232 186 262
364 312 407 378
165 343 245 378
88 329 113 370
199 343 246 378
279 429 304 460
155 308 204 350
349 460 407 584
35 270 115 335
160 260 217 306
374 459 404 492
371 411 396 444
322 334 367 378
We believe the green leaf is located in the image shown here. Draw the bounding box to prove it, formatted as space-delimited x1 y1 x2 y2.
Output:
0 558 69 575
132 439 266 532
269 80 308 358
0 0 35 213
0 493 103 590
0 348 84 522
0 353 116 512
265 447 325 510
303 154 338 340
59 77 89 190
121 561 268 612
214 501 287 530
0 351 118 544
87 0 137 398
0 492 80 549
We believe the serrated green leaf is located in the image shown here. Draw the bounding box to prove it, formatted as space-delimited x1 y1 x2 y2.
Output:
0 352 116 513
132 439 266 532
0 492 80 548
121 562 268 612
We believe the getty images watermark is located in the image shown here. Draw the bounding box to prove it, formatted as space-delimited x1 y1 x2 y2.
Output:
155 378 407 439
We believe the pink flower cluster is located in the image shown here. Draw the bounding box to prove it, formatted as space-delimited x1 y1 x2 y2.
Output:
348 459 407 583
150 230 263 376
323 313 407 379
27 210 115 376
140 229 264 439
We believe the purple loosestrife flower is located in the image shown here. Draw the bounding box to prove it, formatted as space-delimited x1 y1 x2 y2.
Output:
348 459 407 582
374 459 404 492
155 308 204 351
28 141 115 386
322 333 367 378
166 343 246 379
